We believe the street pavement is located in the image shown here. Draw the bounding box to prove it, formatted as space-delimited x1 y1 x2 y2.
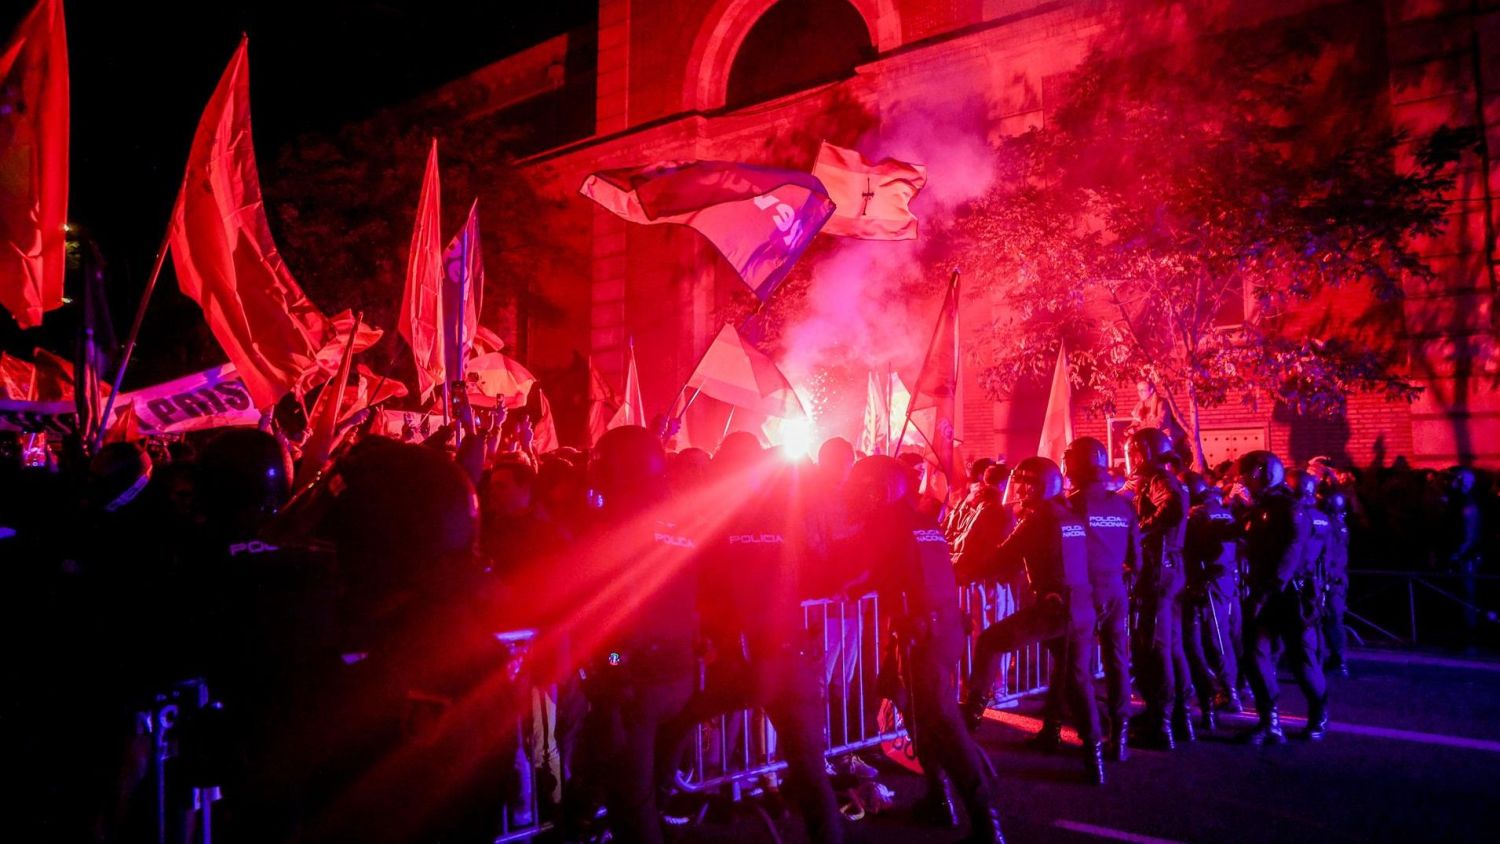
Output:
675 648 1500 843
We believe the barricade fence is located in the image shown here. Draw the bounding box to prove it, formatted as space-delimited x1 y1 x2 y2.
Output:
1344 569 1500 649
141 585 1058 843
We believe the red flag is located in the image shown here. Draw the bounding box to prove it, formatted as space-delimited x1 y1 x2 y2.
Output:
300 314 360 482
31 346 94 401
0 0 67 329
907 272 960 487
686 323 805 419
1037 344 1073 466
532 387 559 453
580 161 834 301
169 38 334 409
0 352 36 399
339 365 407 424
305 308 383 390
608 338 644 429
441 199 483 387
399 140 444 403
587 357 619 446
812 142 927 240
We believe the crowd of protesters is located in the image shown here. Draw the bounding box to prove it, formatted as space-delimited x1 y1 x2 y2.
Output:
0 408 1492 844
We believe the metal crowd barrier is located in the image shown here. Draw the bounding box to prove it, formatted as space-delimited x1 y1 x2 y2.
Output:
669 583 1057 798
144 595 1059 844
1344 569 1500 648
133 678 222 844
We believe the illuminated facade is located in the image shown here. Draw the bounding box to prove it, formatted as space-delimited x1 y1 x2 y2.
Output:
397 0 1498 468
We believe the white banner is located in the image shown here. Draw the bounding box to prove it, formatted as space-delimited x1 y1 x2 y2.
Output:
0 363 259 436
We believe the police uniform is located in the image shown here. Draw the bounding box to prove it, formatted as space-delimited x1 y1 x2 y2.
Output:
1320 497 1351 672
1132 467 1192 744
575 511 699 844
960 499 1100 750
1059 481 1138 756
1242 485 1328 741
658 468 844 843
1183 496 1243 723
860 501 1003 842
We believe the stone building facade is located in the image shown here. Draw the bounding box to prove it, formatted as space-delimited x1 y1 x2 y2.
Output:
393 0 1498 468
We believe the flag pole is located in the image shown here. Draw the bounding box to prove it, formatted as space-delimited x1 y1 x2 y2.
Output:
884 362 893 456
720 405 736 450
94 222 173 452
894 268 959 454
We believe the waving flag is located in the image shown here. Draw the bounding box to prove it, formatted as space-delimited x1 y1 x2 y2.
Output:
169 38 334 409
587 358 619 446
687 323 805 419
906 271 960 487
1037 344 1073 466
608 338 645 429
0 352 36 399
442 198 484 389
0 0 68 329
465 350 541 411
399 140 445 403
812 142 926 240
580 160 834 301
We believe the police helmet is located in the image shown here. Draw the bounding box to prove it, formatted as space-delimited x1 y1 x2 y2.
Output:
715 431 764 471
331 438 478 586
1011 456 1064 503
1447 466 1476 496
1284 467 1318 502
1322 490 1348 517
196 429 292 524
846 455 912 511
89 441 153 513
1236 450 1285 494
1063 436 1109 484
592 425 668 508
1126 428 1175 476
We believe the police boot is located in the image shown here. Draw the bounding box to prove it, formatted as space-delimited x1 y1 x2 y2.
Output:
1198 693 1218 731
960 692 987 734
960 805 1006 844
1172 702 1196 743
1216 688 1244 714
1301 700 1329 741
1132 711 1175 751
1107 719 1129 762
1239 708 1286 745
1085 741 1106 786
913 775 959 828
1025 720 1063 753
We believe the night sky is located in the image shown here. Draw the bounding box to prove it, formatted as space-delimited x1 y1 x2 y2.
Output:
0 0 597 362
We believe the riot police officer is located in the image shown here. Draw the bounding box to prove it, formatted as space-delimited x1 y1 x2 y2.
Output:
845 455 1005 843
1058 436 1138 761
1319 488 1352 676
958 457 1103 785
658 433 846 843
1126 429 1192 748
573 426 700 844
1181 471 1243 730
1237 451 1329 744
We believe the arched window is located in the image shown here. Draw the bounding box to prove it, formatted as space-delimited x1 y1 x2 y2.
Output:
725 0 874 108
